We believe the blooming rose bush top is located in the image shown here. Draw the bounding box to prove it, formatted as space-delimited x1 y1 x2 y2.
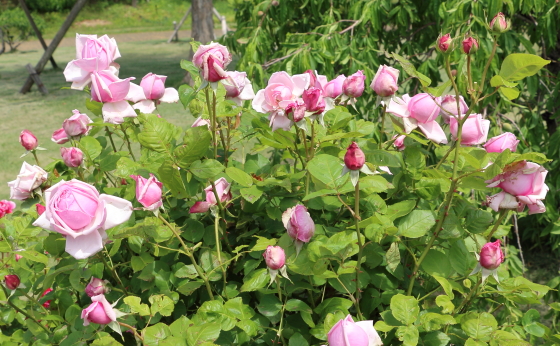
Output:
133 73 180 114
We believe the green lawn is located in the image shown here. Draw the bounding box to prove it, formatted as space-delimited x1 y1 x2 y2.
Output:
0 38 198 200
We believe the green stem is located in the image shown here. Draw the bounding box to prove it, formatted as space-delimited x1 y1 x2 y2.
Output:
479 40 499 98
275 277 287 345
354 181 364 320
99 252 128 296
486 210 509 241
23 291 49 314
118 322 144 342
120 125 136 161
158 214 215 300
213 91 229 166
379 104 387 149
467 55 473 95
205 87 218 160
214 214 227 285
105 128 117 153
31 150 41 166
1 284 51 335
454 278 482 315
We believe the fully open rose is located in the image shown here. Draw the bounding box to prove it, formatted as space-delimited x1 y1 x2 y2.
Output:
33 180 133 259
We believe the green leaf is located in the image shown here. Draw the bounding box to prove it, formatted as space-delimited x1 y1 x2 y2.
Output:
176 281 204 295
170 316 191 338
285 299 313 314
396 325 419 346
91 335 122 346
240 185 263 203
499 86 520 100
257 294 282 317
364 149 401 167
178 84 197 109
436 295 454 313
359 175 393 193
189 159 225 180
397 210 435 238
420 313 456 331
80 136 103 161
423 331 451 346
392 53 431 87
386 242 401 273
19 250 48 265
489 75 518 88
149 295 175 317
303 189 338 201
240 268 268 292
433 275 454 299
158 161 188 198
461 312 498 339
85 98 103 117
138 115 178 155
174 126 212 168
225 167 253 187
237 319 258 337
421 250 452 277
224 297 255 320
307 154 346 188
498 53 550 81
391 294 419 325
144 323 172 346
386 200 416 221
465 210 493 234
180 59 200 80
315 297 353 317
124 296 151 316
289 332 309 346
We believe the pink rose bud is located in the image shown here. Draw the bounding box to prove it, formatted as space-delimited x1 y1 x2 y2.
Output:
440 95 469 123
483 132 519 153
323 75 346 99
286 101 307 122
15 254 23 262
85 277 109 297
190 177 232 213
52 128 70 144
490 12 508 33
342 71 366 98
302 87 325 113
140 73 166 100
393 135 406 151
63 110 93 137
192 42 232 82
462 37 479 54
192 116 211 128
4 275 20 290
0 200 16 218
408 93 441 123
41 288 53 308
283 204 315 243
328 315 383 346
60 147 84 167
436 33 452 53
36 203 46 215
263 246 286 270
344 142 366 170
479 240 504 270
450 114 490 145
81 294 117 326
304 69 317 89
130 174 163 211
370 65 399 97
19 130 38 151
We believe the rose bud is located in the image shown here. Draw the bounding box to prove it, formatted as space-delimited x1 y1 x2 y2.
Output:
283 204 315 254
192 42 232 82
81 294 117 326
328 315 383 346
4 275 20 290
302 87 325 114
450 114 490 146
480 240 504 270
462 37 479 54
63 110 93 137
140 73 166 100
342 71 366 98
85 277 109 297
41 288 53 308
60 147 84 167
490 12 508 33
370 65 399 97
52 128 70 144
440 94 469 123
484 132 519 153
393 135 406 151
344 142 365 170
436 33 452 53
15 254 23 262
323 75 346 99
36 203 46 215
192 116 211 128
0 200 16 218
285 101 307 123
263 246 286 270
190 177 232 213
130 174 163 211
20 130 38 151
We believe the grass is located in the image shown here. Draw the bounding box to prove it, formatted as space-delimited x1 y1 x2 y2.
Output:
0 37 199 200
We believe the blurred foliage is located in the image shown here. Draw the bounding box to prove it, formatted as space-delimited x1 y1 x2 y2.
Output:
0 7 45 51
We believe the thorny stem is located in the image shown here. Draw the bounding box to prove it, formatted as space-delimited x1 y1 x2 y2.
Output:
353 181 364 320
1 284 51 335
118 322 144 341
120 125 136 161
105 127 117 153
379 104 387 149
479 40 499 98
23 291 49 314
158 214 215 300
275 277 287 345
467 55 473 94
214 214 227 285
454 278 482 315
31 151 41 166
486 210 509 241
213 91 229 166
205 87 218 160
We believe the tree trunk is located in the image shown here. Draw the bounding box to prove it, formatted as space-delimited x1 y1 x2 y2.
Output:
132 0 138 7
182 0 214 84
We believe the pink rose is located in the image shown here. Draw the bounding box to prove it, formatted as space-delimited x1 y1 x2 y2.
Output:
19 130 38 151
4 275 20 290
81 294 117 326
85 277 109 297
483 132 519 153
221 71 255 106
480 239 504 270
8 162 48 200
440 95 469 123
450 114 490 145
323 75 346 99
485 161 548 214
302 87 325 114
192 117 211 128
393 135 406 151
90 69 141 124
252 71 310 131
408 93 441 123
60 147 84 168
0 200 16 218
41 288 53 308
462 37 479 54
344 142 365 170
190 177 232 213
192 42 232 82
283 204 315 245
32 179 133 259
370 65 399 97
36 203 46 215
52 128 70 144
130 174 163 211
342 71 366 98
133 73 179 114
285 101 307 123
63 110 93 137
328 315 383 346
437 33 452 53
64 34 121 90
263 246 286 270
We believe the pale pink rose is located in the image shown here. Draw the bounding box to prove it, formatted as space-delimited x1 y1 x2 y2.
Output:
133 73 179 114
282 204 315 243
0 200 16 218
323 75 346 99
221 71 255 106
370 65 399 97
328 315 383 346
483 132 519 153
393 135 406 151
90 69 140 124
408 93 441 123
263 246 286 270
32 179 133 259
480 240 504 270
343 71 366 98
485 161 548 214
450 114 490 145
81 294 117 326
60 147 84 167
64 34 121 90
252 71 310 131
440 95 469 123
130 174 163 211
192 117 211 128
63 110 93 137
192 42 232 82
85 277 109 297
19 130 38 151
189 177 232 213
8 162 48 200
52 128 70 144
